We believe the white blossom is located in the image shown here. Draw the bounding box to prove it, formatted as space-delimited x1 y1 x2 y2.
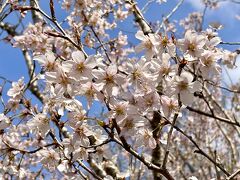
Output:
0 114 11 130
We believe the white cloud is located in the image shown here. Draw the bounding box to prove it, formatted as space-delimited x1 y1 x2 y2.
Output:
186 0 240 19
185 0 240 31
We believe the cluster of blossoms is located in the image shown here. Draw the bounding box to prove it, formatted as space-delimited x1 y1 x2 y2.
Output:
0 0 240 179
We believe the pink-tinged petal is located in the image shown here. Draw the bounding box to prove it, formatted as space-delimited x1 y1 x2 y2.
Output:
191 81 202 92
196 35 207 48
135 31 146 41
111 86 119 96
115 74 126 85
209 37 221 47
107 65 118 75
135 43 145 53
45 72 57 82
145 50 153 60
72 51 85 63
85 55 96 68
185 30 193 41
94 82 105 91
200 66 209 79
162 104 170 118
161 95 171 105
181 72 194 83
45 51 56 62
149 137 157 149
180 90 194 106
62 61 73 72
92 69 105 79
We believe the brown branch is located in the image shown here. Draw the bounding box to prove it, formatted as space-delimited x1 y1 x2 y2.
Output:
156 0 185 33
107 120 174 180
162 111 179 169
30 0 44 24
227 169 240 180
186 106 240 127
125 0 153 34
14 4 87 57
22 50 44 102
77 160 103 180
220 41 240 45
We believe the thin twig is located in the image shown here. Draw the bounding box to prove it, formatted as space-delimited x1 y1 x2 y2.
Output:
125 0 153 34
186 106 240 127
164 118 231 176
162 111 179 169
77 160 103 180
141 0 155 14
227 169 240 180
156 0 184 33
220 41 240 45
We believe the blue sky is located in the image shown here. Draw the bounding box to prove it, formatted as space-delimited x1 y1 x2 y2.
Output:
0 0 239 103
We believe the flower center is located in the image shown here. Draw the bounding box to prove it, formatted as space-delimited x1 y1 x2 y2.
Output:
144 40 153 49
188 43 195 52
115 106 124 116
86 88 94 98
161 37 168 47
178 81 188 91
105 74 114 84
123 119 134 129
160 67 170 76
132 69 141 80
77 62 85 73
203 57 214 66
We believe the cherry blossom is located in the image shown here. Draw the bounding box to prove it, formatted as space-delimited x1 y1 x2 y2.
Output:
170 71 201 105
92 65 125 96
135 31 159 59
38 148 60 171
7 77 25 99
0 114 11 131
34 51 59 72
178 30 207 61
136 128 157 149
27 113 50 136
63 51 96 81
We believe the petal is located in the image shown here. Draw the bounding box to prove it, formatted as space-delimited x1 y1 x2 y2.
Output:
85 55 96 68
191 81 201 92
209 37 221 47
107 65 118 75
72 51 85 63
181 71 194 82
185 30 193 40
196 35 207 48
180 90 194 106
135 43 145 53
33 55 46 65
162 53 171 62
149 137 157 149
45 51 56 62
92 69 105 79
135 31 146 41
